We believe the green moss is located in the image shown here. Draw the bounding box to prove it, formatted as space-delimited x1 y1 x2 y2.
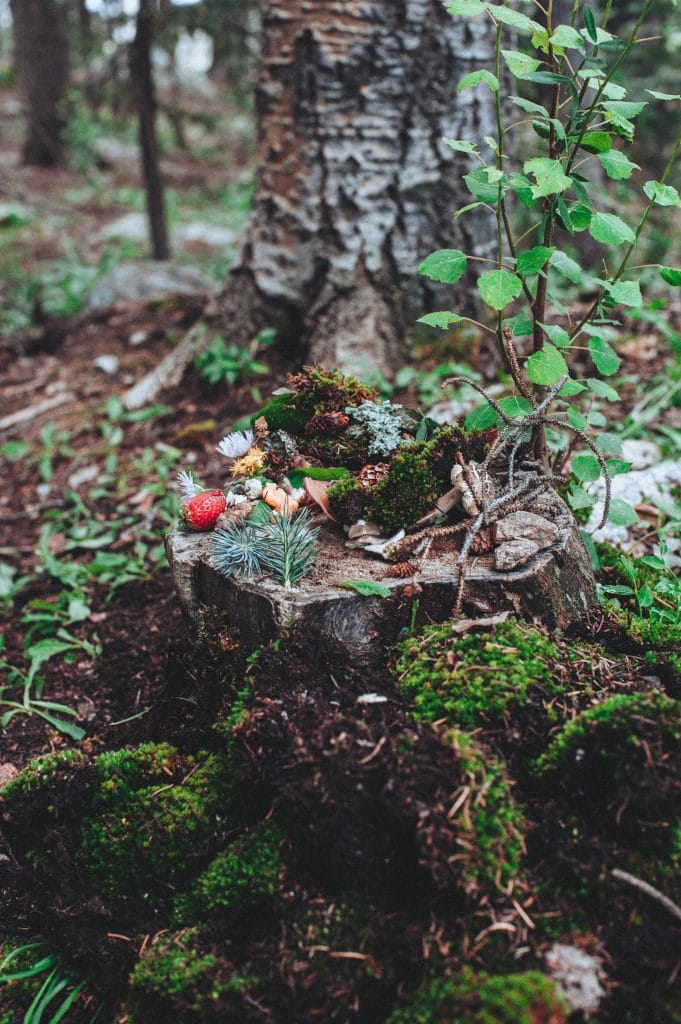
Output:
77 743 227 906
327 476 370 526
386 968 567 1024
444 730 525 893
253 392 313 435
425 425 494 487
287 365 378 413
393 618 562 730
373 443 439 531
534 691 681 784
129 928 260 1019
179 821 282 930
1 749 87 805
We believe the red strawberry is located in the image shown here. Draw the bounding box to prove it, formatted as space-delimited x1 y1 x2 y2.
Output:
179 489 226 531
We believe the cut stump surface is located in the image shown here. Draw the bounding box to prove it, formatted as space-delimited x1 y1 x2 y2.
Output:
166 492 597 665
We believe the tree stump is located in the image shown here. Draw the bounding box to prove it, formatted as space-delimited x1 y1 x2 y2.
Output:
166 493 597 665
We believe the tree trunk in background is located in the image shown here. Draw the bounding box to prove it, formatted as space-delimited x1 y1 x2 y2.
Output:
215 0 498 375
129 0 171 261
10 0 69 166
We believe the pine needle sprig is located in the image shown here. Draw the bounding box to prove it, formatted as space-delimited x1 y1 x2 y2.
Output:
212 520 265 579
258 508 320 589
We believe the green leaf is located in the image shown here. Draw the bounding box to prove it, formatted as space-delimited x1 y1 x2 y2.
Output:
550 250 582 284
458 69 499 93
523 157 571 198
588 212 635 246
418 249 468 283
340 580 392 598
589 336 621 376
572 453 602 482
526 344 569 386
567 203 593 230
604 100 647 119
498 396 534 418
286 466 349 488
646 89 681 101
506 310 534 336
608 498 639 526
567 407 588 431
580 131 612 153
583 6 598 42
539 322 571 348
601 81 627 100
598 149 639 180
600 279 642 308
509 95 550 116
643 180 681 208
550 24 584 49
417 311 465 330
444 0 486 13
501 49 541 78
464 167 504 203
606 459 632 477
477 269 523 310
465 403 498 431
568 483 597 511
486 4 542 33
517 245 554 276
560 379 586 396
454 201 486 219
442 137 478 153
659 266 681 286
524 71 574 87
586 377 620 402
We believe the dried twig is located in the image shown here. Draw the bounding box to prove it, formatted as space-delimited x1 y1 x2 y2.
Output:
612 868 681 926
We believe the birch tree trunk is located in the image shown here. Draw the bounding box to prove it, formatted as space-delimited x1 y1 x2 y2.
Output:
215 0 498 375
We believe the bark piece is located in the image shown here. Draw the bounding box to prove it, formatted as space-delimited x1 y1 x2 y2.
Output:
494 510 560 547
494 539 542 571
166 494 597 666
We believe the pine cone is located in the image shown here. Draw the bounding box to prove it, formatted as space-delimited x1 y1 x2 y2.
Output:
358 463 390 490
304 411 350 437
469 527 495 555
385 562 419 578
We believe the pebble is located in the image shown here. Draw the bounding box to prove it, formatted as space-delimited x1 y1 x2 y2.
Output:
494 537 541 571
93 354 120 375
545 943 606 1015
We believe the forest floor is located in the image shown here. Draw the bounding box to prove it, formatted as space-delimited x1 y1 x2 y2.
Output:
2 91 681 1024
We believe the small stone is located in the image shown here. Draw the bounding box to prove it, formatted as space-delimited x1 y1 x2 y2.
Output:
494 510 560 547
68 464 99 489
356 693 388 704
545 943 606 1016
0 763 19 788
94 354 120 375
494 538 541 571
620 439 661 470
129 329 149 347
244 479 263 500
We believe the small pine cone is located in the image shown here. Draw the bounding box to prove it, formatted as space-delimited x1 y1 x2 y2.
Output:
358 463 390 490
304 411 351 437
385 561 419 578
469 527 495 555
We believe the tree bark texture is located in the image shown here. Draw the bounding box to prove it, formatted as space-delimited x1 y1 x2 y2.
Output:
216 0 498 374
10 0 69 166
129 0 171 261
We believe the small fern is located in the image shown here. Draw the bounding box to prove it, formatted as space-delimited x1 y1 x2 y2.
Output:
258 508 320 589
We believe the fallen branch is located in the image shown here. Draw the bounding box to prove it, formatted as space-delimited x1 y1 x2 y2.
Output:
122 301 215 410
612 868 681 925
0 392 75 432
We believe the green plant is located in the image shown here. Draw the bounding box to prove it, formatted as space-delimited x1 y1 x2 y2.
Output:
598 543 681 642
0 943 87 1024
373 444 439 531
194 328 274 393
418 0 681 527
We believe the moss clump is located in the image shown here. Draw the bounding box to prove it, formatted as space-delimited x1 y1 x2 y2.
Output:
1 749 87 805
287 365 377 412
254 392 313 435
386 968 567 1024
425 425 496 487
129 928 261 1021
393 618 562 730
535 691 681 783
78 743 227 906
179 821 282 930
373 443 439 531
327 476 371 526
445 730 525 893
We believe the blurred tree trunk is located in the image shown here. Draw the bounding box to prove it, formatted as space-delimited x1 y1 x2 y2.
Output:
10 0 69 166
129 0 170 261
214 0 497 375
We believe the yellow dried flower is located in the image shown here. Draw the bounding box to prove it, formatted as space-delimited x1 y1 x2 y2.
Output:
231 447 267 478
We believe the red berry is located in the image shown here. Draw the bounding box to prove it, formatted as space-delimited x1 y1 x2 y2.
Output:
179 489 226 531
